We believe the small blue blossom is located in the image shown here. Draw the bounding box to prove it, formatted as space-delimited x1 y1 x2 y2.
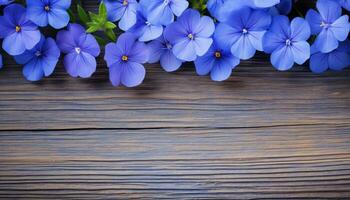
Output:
56 23 100 78
104 0 138 31
310 40 350 73
215 7 271 60
148 34 183 72
127 6 163 42
104 33 149 87
26 0 71 29
14 35 60 81
164 9 215 62
194 38 240 81
0 4 41 56
140 0 188 26
306 0 350 53
263 16 311 71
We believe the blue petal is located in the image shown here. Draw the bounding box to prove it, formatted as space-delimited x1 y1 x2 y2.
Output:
172 39 197 61
121 62 146 87
27 5 49 27
22 58 44 81
247 31 266 51
330 15 350 41
194 16 215 37
309 52 329 73
21 30 41 51
160 50 183 72
139 25 163 42
64 52 96 78
271 46 294 71
291 41 310 65
214 23 242 50
147 38 164 63
328 50 350 71
194 37 213 56
290 17 311 41
231 35 256 60
170 0 189 16
109 61 123 87
317 0 341 22
211 56 240 81
263 31 284 54
3 33 26 55
314 29 338 53
78 34 100 57
305 9 323 35
48 8 70 29
0 54 3 69
194 49 216 75
118 4 137 31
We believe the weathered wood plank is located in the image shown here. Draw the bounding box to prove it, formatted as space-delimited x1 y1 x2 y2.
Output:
0 0 350 198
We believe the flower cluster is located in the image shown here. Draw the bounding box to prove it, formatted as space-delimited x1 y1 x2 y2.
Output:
0 0 349 87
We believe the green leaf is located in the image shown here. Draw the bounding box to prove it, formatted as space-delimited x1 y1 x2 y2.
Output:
86 25 100 33
77 4 90 24
105 21 116 29
99 2 108 19
94 35 108 46
67 9 76 23
105 29 116 42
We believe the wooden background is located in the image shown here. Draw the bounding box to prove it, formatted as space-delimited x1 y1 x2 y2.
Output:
1 1 350 199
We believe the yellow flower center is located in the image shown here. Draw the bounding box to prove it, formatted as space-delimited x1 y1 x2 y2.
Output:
123 0 128 6
15 26 21 32
44 5 50 11
122 55 128 61
214 51 221 58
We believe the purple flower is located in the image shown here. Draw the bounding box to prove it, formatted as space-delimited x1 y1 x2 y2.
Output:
310 40 350 73
127 6 163 42
26 0 71 29
306 0 350 53
148 34 183 72
215 7 271 60
104 33 149 87
140 0 188 26
0 4 41 56
164 9 215 62
14 35 60 81
56 23 100 78
104 0 138 31
194 39 240 81
263 16 311 71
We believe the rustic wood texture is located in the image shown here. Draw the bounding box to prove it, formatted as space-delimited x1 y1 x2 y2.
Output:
1 1 350 199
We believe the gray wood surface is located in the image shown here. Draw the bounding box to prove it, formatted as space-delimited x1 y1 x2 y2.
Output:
0 1 350 199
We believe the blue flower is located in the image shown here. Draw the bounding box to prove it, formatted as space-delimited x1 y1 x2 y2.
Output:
194 39 240 81
0 0 13 5
14 35 60 81
206 0 227 21
104 0 138 31
148 34 183 72
56 23 100 78
104 33 149 87
263 16 311 71
306 0 350 53
140 0 188 26
164 9 215 62
127 6 163 42
26 0 71 29
310 40 350 73
0 4 41 56
215 7 271 60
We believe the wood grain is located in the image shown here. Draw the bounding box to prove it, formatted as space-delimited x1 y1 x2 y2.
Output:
0 0 350 199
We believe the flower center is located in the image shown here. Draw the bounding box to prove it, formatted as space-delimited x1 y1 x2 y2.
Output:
15 26 21 32
35 51 42 57
123 0 128 6
145 21 151 26
122 55 128 61
44 5 50 11
187 33 194 40
75 47 81 54
242 28 248 34
214 51 221 58
163 0 170 5
285 39 292 46
320 21 331 29
165 43 172 49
